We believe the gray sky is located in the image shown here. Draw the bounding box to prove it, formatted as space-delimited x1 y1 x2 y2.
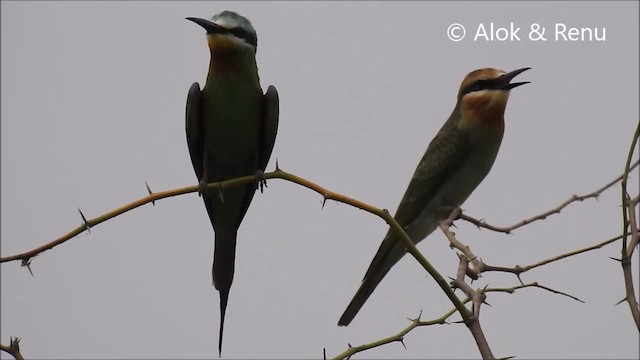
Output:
1 1 639 359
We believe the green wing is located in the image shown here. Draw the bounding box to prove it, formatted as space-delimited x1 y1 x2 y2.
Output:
258 85 279 171
363 118 470 280
185 82 204 185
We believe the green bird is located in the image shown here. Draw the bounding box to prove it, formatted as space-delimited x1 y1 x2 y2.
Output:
338 67 530 326
185 11 279 355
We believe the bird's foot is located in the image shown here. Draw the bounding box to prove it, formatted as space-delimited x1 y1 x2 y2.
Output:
198 178 209 198
256 170 267 193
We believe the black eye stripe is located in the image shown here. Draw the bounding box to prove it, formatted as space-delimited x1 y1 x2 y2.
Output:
227 28 257 48
460 79 498 97
231 28 247 38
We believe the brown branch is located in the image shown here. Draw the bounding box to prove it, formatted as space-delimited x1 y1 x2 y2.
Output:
484 282 584 303
621 196 640 329
627 195 640 251
330 308 459 360
441 208 621 291
440 208 482 280
516 233 625 273
0 166 471 329
440 212 626 296
623 198 639 329
620 122 640 330
478 233 625 279
332 280 574 360
452 255 494 359
459 160 640 234
0 337 25 360
621 122 639 249
439 210 494 359
0 183 198 263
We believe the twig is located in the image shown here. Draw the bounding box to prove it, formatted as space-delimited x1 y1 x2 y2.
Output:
620 122 640 330
440 213 494 359
331 307 460 360
332 280 575 360
0 337 25 360
484 283 584 303
460 160 639 234
0 167 472 329
478 233 625 279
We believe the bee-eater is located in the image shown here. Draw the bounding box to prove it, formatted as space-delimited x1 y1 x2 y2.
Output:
185 11 279 355
338 67 530 326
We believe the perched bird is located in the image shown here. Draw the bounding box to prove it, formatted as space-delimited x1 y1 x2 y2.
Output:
338 67 530 326
185 11 279 355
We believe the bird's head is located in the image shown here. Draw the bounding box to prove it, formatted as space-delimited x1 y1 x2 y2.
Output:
187 11 258 55
456 67 530 131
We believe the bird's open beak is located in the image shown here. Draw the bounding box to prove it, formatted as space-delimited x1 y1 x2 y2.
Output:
497 67 531 90
186 17 227 34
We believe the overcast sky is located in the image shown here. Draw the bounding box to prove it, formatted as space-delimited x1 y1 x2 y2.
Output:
1 1 639 359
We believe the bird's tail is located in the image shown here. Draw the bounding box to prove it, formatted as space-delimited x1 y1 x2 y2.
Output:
213 229 238 357
338 234 406 326
338 272 384 326
218 288 229 357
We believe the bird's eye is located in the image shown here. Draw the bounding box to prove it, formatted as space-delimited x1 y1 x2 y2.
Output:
473 80 488 91
466 81 483 93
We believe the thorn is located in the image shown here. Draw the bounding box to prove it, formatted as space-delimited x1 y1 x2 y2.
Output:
275 158 280 171
400 337 407 350
516 274 524 286
608 256 622 262
21 258 34 277
347 343 353 348
78 208 91 233
614 297 626 306
145 181 155 206
321 196 327 209
323 348 326 360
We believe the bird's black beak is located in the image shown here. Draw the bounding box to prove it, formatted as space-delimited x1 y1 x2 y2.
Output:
497 67 531 90
186 17 226 34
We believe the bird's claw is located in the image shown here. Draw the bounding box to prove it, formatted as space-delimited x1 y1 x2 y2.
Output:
198 178 209 198
256 170 267 193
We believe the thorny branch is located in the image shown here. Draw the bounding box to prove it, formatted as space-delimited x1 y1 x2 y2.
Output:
459 160 639 234
0 166 472 350
332 281 580 360
620 122 640 330
0 337 25 360
450 255 493 359
3 150 638 357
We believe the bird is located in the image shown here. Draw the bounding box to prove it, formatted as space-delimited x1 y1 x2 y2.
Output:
338 67 530 326
185 11 279 356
